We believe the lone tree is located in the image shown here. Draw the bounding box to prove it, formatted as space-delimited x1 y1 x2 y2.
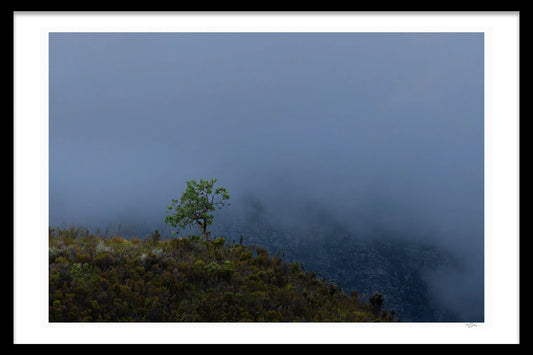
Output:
165 178 230 241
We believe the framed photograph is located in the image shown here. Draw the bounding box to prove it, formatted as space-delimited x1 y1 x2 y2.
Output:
14 11 520 344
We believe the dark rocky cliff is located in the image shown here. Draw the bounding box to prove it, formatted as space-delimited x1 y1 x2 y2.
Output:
211 219 461 322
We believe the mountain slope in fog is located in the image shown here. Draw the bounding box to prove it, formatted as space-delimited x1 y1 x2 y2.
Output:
210 204 473 322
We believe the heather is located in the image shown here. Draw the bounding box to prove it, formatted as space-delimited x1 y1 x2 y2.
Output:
49 226 397 322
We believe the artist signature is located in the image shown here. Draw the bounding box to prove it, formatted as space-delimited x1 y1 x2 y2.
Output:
465 323 479 328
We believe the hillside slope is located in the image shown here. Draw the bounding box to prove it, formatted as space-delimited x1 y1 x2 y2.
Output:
49 227 398 322
211 217 461 322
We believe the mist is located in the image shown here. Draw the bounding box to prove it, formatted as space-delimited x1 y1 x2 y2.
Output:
49 32 484 322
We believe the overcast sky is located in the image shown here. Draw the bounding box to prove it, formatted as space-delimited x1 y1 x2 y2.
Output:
50 30 484 247
50 31 483 231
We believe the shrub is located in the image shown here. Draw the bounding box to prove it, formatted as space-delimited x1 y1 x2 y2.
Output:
94 252 114 270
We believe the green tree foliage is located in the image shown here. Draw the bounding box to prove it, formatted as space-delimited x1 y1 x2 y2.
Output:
49 226 399 322
165 178 230 241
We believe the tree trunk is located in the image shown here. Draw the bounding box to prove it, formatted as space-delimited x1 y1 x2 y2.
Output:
200 220 209 242
202 226 209 242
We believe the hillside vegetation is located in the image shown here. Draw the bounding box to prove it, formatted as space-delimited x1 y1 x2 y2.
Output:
49 226 398 322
